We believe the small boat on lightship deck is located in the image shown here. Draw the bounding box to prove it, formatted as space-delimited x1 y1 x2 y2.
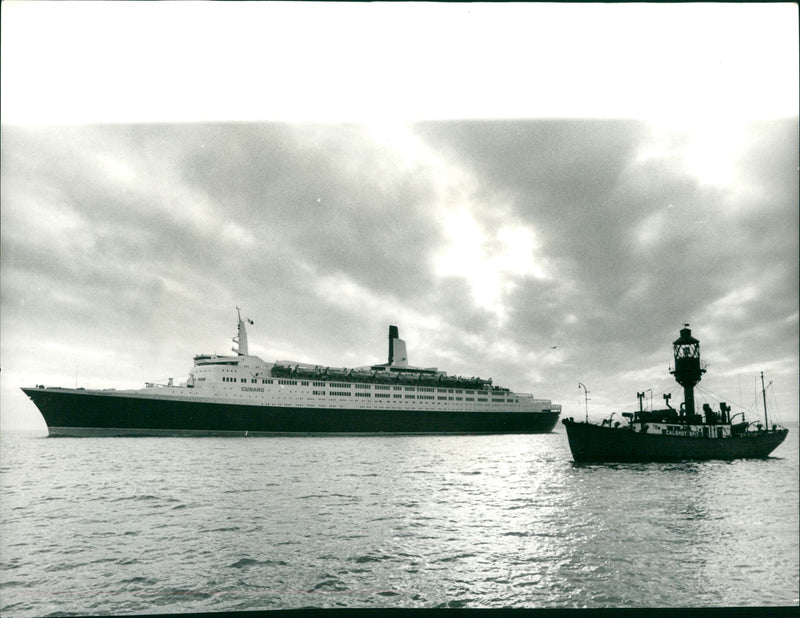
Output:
563 325 788 462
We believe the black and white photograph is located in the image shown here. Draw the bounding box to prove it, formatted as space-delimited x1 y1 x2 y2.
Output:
1 2 798 616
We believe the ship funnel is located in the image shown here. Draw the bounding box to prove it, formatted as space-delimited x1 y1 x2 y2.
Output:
388 325 408 367
232 307 252 356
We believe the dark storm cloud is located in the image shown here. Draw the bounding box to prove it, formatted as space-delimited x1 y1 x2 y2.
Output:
410 118 798 410
414 120 656 314
2 126 238 337
171 123 443 297
0 123 455 386
1 124 442 304
409 120 666 375
2 118 797 428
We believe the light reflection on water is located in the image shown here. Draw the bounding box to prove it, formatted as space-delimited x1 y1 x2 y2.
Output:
0 425 797 615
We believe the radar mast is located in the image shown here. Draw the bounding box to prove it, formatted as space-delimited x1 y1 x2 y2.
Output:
232 307 252 356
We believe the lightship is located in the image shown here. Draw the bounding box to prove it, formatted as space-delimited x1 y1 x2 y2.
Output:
563 325 788 462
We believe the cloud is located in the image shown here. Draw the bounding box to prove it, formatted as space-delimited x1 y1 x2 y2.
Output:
1 118 797 430
409 118 798 414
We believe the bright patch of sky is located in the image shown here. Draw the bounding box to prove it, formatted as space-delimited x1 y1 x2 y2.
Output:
635 121 752 190
365 121 549 325
436 210 546 325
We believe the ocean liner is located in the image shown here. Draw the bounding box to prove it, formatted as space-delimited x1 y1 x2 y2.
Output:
22 310 561 437
562 325 788 462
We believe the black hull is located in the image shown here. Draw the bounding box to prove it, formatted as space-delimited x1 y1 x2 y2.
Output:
22 388 560 437
562 419 788 462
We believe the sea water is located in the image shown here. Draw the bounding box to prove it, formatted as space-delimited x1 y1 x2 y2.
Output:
1 423 797 616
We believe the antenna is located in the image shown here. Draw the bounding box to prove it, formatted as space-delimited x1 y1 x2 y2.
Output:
578 383 590 423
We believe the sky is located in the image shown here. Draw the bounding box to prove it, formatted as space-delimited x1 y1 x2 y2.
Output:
1 2 798 431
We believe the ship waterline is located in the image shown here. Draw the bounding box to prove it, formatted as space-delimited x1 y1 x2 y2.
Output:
22 311 561 437
562 418 787 462
21 388 561 437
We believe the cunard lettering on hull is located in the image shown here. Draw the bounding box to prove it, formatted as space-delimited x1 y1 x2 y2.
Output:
22 309 561 437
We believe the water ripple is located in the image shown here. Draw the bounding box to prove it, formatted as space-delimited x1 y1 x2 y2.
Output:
0 430 797 616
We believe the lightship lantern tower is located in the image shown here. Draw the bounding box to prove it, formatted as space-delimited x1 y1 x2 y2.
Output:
670 324 705 420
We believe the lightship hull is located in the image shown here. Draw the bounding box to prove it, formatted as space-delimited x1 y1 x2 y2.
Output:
562 419 788 463
23 388 561 437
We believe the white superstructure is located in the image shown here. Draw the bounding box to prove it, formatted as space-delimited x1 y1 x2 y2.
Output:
139 313 559 415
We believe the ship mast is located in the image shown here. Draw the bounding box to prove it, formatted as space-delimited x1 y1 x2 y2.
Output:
670 324 706 422
232 307 252 356
761 371 769 429
578 383 590 423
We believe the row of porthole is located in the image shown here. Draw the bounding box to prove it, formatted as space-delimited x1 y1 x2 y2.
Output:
221 391 527 408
